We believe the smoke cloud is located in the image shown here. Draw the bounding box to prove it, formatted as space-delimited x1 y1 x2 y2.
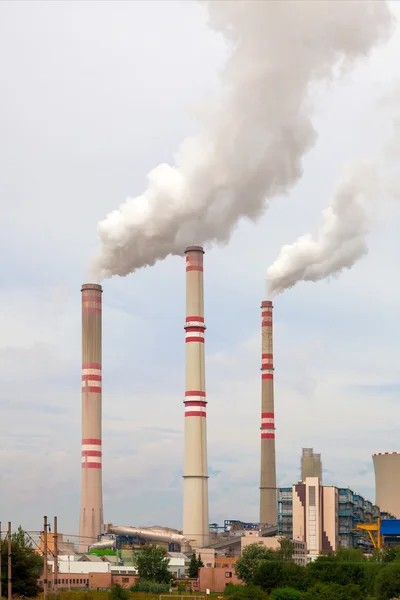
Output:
267 87 400 296
89 0 393 281
267 162 380 295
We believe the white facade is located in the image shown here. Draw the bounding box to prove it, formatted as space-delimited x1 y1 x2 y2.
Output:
49 558 111 574
167 552 190 578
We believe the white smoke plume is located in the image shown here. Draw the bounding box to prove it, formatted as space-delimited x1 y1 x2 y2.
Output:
89 0 393 281
266 161 381 296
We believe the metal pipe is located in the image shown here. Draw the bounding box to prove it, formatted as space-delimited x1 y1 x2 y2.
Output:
107 525 190 548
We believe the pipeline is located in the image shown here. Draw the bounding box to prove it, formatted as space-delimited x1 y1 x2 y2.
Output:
106 525 192 551
89 538 116 550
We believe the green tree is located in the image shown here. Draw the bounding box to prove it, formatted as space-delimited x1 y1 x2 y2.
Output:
188 553 203 578
303 582 364 600
380 546 400 563
135 544 172 584
375 562 400 600
277 538 295 562
0 525 43 598
306 553 366 591
235 543 277 584
253 561 307 594
253 560 285 593
270 588 303 600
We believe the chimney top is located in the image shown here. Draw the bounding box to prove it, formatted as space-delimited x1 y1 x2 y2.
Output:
184 246 204 254
81 283 103 292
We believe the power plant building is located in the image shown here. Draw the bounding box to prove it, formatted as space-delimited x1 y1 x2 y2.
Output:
373 452 400 518
79 284 104 552
278 482 383 554
301 448 322 482
259 300 277 527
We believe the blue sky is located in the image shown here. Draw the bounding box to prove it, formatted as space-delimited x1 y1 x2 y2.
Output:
0 0 399 539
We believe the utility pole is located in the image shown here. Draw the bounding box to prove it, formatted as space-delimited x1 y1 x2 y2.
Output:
0 521 2 600
53 516 58 594
7 522 12 600
43 516 48 600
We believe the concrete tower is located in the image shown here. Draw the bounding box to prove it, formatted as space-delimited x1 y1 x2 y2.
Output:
301 448 322 482
259 300 277 527
79 283 104 552
373 452 400 517
183 246 209 548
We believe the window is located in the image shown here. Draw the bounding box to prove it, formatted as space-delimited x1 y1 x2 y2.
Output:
206 563 212 567
225 572 232 578
122 578 129 583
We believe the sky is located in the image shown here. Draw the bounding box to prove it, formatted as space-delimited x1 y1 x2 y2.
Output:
0 0 399 541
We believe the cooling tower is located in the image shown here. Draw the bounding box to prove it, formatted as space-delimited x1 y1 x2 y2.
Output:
79 284 104 551
259 300 277 527
373 452 400 517
183 246 210 548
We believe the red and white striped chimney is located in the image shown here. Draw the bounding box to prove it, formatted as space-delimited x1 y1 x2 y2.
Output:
259 300 277 527
183 246 210 548
79 283 104 551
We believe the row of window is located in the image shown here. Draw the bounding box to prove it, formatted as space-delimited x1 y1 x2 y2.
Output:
54 579 88 585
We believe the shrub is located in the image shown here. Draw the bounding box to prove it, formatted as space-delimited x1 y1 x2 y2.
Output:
270 587 303 600
229 584 268 599
110 583 130 600
130 579 170 593
375 562 400 600
225 583 245 596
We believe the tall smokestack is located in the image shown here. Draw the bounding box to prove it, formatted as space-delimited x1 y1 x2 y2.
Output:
259 300 277 527
183 246 209 548
79 283 104 552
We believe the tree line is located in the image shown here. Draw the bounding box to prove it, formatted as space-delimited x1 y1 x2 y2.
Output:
229 541 400 600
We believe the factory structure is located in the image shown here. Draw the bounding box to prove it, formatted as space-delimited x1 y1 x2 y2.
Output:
72 246 400 565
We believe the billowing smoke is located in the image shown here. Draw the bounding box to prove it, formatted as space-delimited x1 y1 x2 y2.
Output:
89 0 393 281
267 161 381 295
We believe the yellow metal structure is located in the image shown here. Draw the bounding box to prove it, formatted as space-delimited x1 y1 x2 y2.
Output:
355 517 382 549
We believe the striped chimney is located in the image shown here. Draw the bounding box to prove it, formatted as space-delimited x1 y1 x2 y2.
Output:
79 284 104 552
259 300 277 527
183 246 210 548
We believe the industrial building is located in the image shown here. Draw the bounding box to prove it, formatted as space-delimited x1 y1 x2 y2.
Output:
373 452 400 518
301 448 322 482
72 249 400 567
278 481 390 554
